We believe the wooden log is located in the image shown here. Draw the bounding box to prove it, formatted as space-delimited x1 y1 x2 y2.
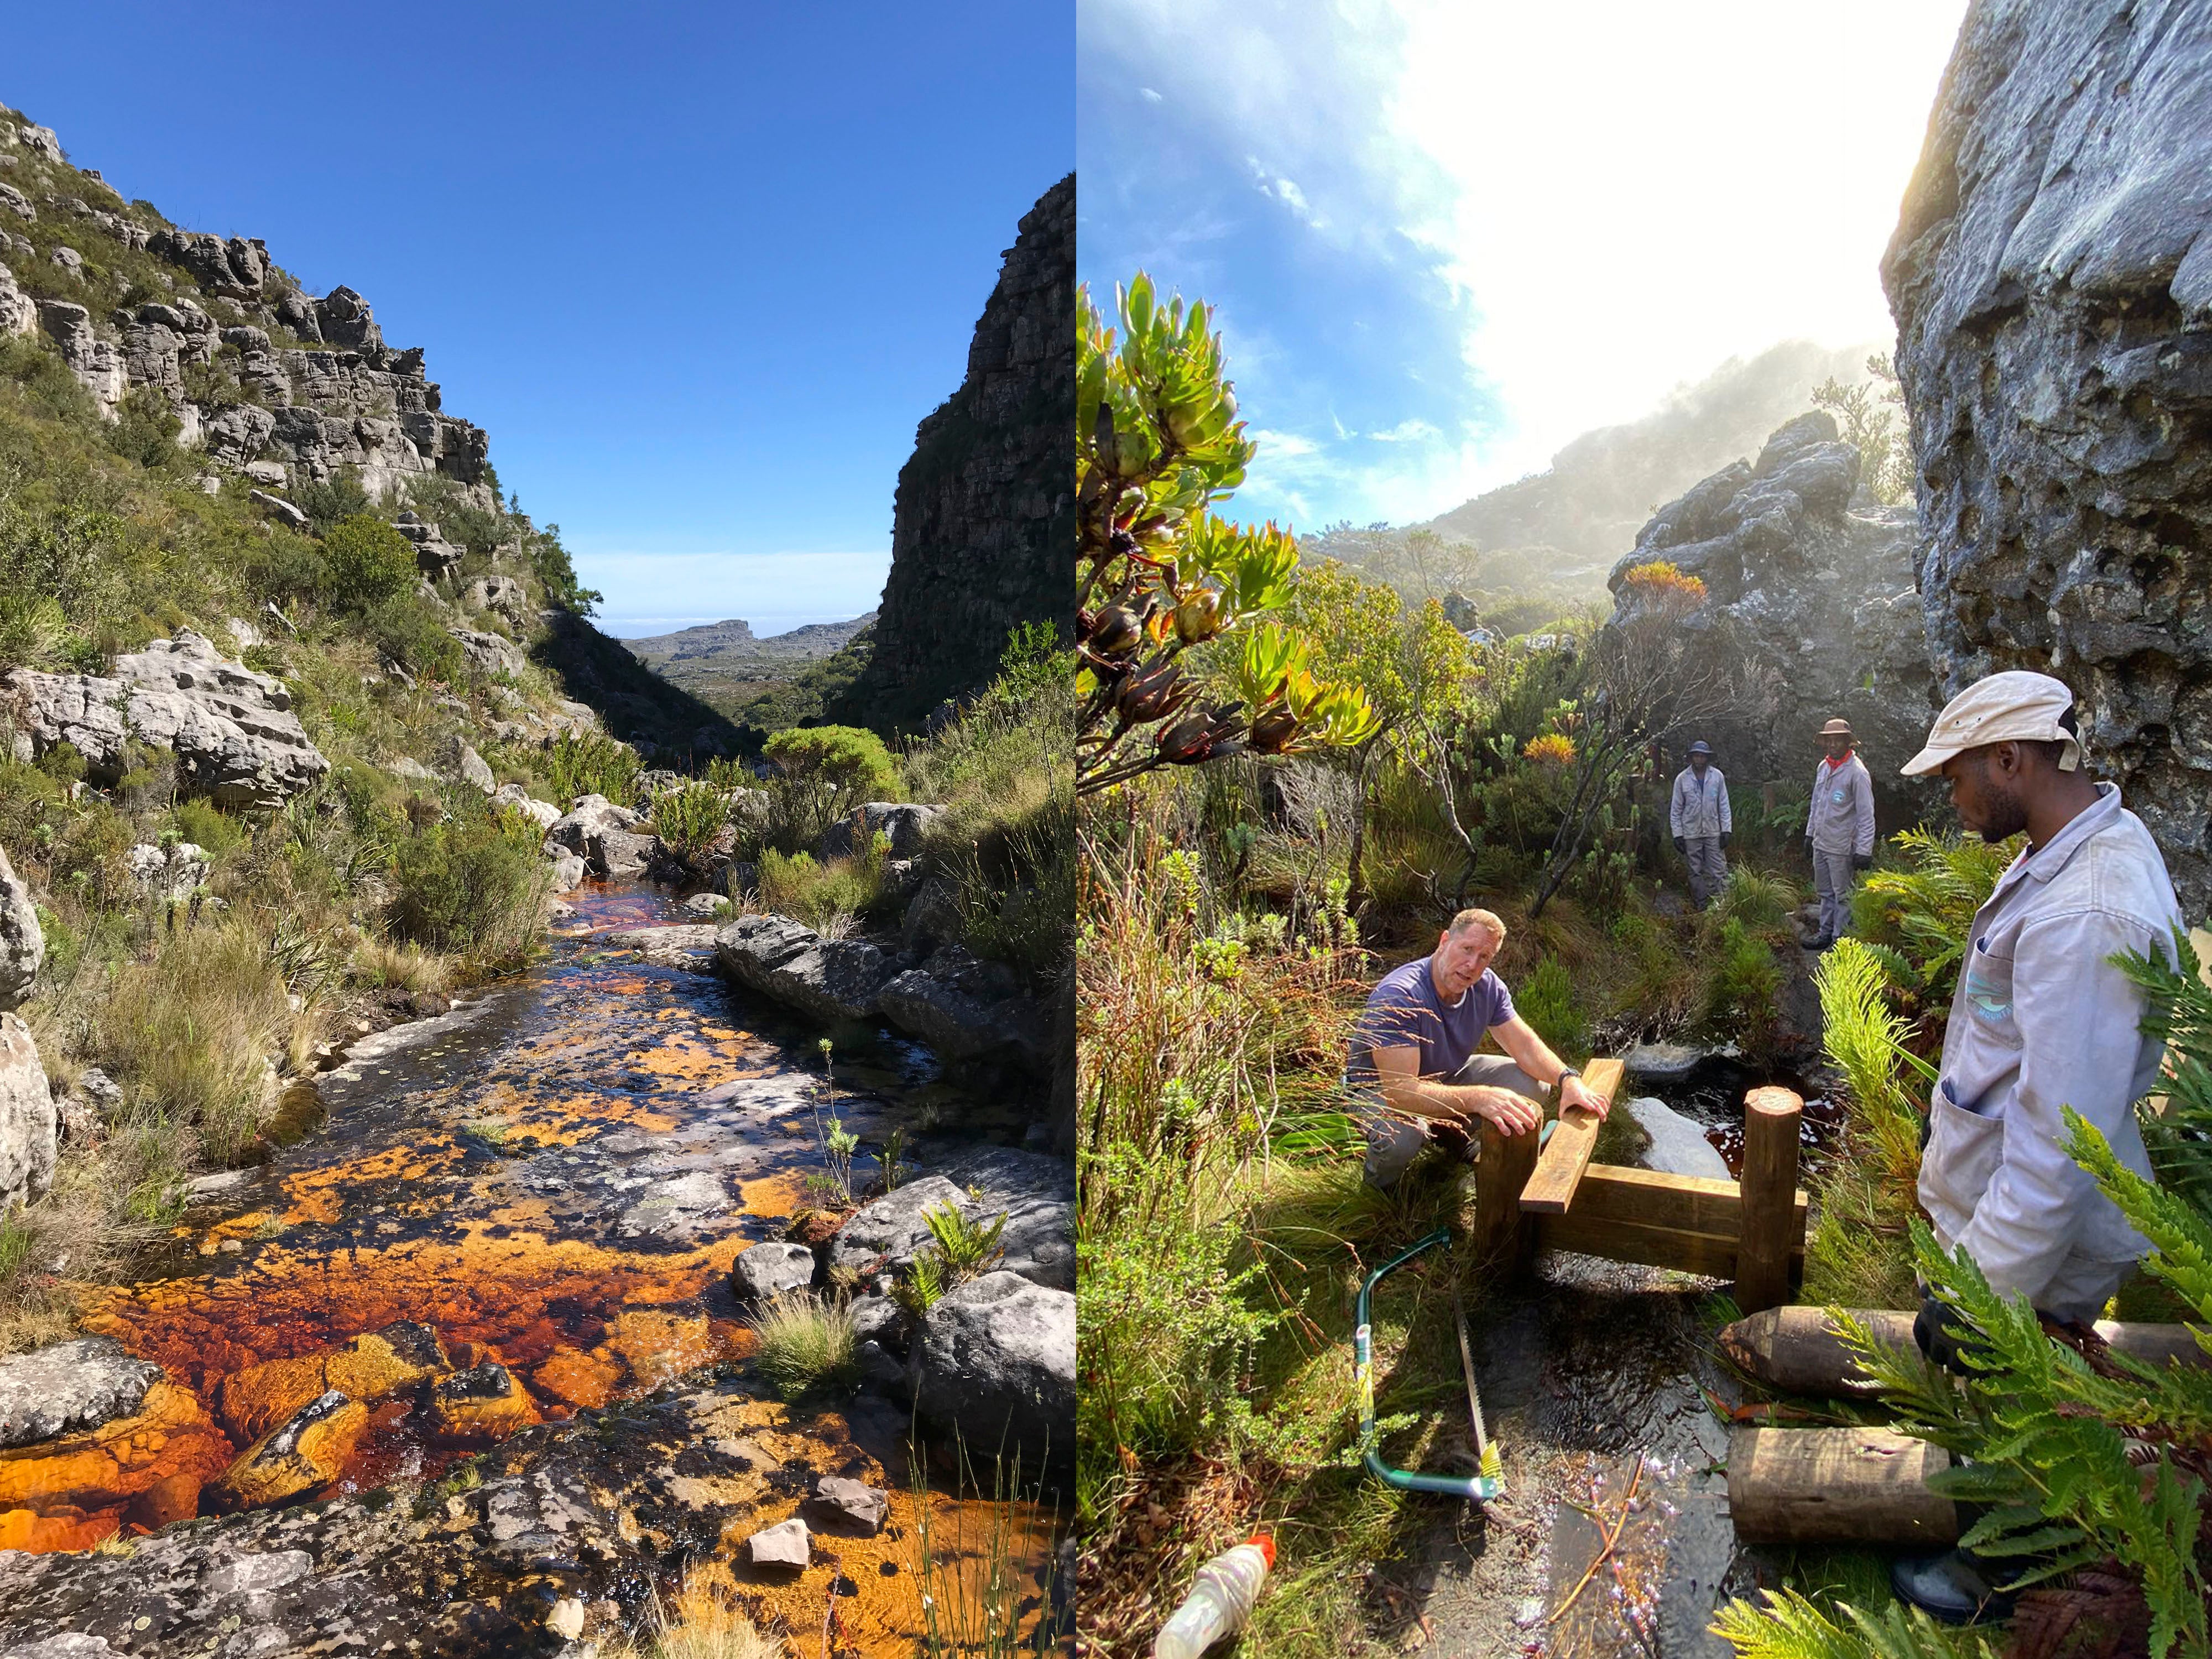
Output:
1719 1305 2212 1398
1535 1166 1808 1278
1728 1426 1958 1545
1519 1057 1627 1214
1734 1086 1803 1314
1474 1115 1541 1277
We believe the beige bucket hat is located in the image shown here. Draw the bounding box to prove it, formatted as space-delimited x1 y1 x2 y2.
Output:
1901 670 2082 776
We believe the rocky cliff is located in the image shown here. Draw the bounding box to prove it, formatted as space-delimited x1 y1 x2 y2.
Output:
1882 0 2212 919
829 174 1074 734
1604 413 1934 820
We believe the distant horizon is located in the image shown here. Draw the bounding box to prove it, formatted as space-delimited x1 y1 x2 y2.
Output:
601 607 877 643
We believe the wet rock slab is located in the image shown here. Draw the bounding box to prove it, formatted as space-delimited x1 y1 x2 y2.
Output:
0 1338 163 1448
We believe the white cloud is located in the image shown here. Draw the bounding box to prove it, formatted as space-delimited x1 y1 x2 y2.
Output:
1249 427 1320 457
1084 0 1969 519
575 549 888 639
1139 86 1164 102
1369 418 1439 444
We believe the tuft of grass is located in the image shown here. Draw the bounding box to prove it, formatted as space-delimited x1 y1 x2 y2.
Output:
385 799 550 972
758 846 885 933
745 1292 858 1401
349 936 452 997
597 1583 784 1659
650 781 730 860
911 1446 1066 1659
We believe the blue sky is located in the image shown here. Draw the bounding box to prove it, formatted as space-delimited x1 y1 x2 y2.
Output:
8 2 1070 637
1079 0 1967 531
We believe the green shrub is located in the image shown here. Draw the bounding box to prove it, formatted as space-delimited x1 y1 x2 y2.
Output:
291 470 374 532
1700 916 1781 1060
106 388 182 471
746 1292 858 1401
757 846 885 934
362 593 461 681
1515 953 1587 1055
0 593 66 672
321 513 418 612
761 724 898 850
385 802 549 969
650 782 728 859
545 731 639 806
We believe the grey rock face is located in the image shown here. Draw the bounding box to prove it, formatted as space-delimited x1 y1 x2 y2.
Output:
546 851 587 890
0 1337 163 1449
0 182 34 221
933 1145 1075 1292
247 489 309 531
910 1271 1076 1474
1605 414 1935 813
394 512 463 578
0 843 40 1011
614 1168 727 1240
831 176 1076 731
588 827 657 877
4 629 329 808
492 784 561 829
714 914 889 1024
817 802 946 862
441 737 496 795
449 627 526 679
201 403 276 468
877 944 1047 1068
1882 0 2212 920
467 573 530 627
15 123 61 163
0 1013 56 1213
732 1241 817 1301
0 261 34 338
746 1516 810 1568
544 794 632 854
35 299 126 415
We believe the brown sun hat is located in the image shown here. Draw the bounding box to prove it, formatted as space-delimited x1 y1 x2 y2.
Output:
1818 718 1854 738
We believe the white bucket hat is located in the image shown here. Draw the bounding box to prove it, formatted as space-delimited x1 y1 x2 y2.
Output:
1900 670 2083 776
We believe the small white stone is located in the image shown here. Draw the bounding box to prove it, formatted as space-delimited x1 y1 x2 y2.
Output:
546 1597 586 1639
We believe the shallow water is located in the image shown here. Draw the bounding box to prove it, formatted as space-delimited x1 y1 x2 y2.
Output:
17 881 1052 1646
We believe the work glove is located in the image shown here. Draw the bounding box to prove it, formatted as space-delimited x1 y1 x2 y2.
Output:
1913 1286 1989 1379
1852 853 1873 872
1720 831 1732 848
1672 836 1686 853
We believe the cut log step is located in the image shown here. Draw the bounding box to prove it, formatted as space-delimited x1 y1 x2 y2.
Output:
1727 1426 1958 1546
1718 1305 2211 1399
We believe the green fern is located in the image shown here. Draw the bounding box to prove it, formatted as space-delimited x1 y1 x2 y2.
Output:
924 1202 1007 1279
1710 1588 1995 1658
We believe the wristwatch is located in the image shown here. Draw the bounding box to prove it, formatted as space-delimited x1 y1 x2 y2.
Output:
1556 1066 1580 1087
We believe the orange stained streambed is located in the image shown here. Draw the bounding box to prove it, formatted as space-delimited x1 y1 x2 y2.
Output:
12 882 1035 1614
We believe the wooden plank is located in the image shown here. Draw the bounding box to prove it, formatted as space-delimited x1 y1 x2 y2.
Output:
1519 1057 1627 1214
1735 1086 1804 1314
1474 1115 1542 1277
1536 1211 1807 1280
1719 1305 2212 1398
1568 1164 1808 1239
1727 1427 1958 1546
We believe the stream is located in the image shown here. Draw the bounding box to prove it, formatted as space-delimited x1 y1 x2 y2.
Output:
6 881 1055 1655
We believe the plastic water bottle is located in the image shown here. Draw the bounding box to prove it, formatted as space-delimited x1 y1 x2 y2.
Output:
1154 1533 1274 1658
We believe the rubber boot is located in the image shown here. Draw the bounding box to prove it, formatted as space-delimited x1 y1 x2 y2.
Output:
1890 1547 2017 1626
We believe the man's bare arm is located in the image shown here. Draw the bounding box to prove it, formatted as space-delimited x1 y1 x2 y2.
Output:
1372 1045 1544 1136
1491 1015 1613 1120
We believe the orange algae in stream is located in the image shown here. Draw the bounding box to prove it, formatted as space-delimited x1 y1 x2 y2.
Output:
216 1322 451 1442
82 1227 754 1395
0 1380 233 1547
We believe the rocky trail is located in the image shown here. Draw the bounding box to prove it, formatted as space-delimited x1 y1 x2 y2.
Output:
0 883 1068 1657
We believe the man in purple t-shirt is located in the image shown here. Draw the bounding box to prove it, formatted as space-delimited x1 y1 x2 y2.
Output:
1347 907 1613 1188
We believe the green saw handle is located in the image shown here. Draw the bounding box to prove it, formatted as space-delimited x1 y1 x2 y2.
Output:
1354 1227 1504 1502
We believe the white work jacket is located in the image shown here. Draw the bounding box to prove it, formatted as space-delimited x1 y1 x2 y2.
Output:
1670 766 1731 839
1807 752 1876 856
1917 784 2183 1316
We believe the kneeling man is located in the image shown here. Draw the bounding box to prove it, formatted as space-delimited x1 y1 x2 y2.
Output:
1347 907 1612 1190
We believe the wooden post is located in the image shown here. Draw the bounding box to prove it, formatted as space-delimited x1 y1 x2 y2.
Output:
1727 1427 1958 1546
1734 1086 1802 1314
1474 1117 1541 1277
1719 1305 2212 1398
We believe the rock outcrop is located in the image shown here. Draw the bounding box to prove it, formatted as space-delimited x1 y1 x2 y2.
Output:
0 1013 56 1212
1883 0 2212 917
1605 414 1936 814
3 629 329 808
0 1371 232 1551
909 1270 1075 1477
830 175 1074 733
0 843 40 1011
715 914 889 1026
0 1339 162 1449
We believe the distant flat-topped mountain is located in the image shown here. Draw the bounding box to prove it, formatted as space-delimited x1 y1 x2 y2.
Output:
624 611 874 668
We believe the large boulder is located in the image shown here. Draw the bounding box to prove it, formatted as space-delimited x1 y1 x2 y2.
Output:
0 1339 162 1449
827 1176 970 1286
544 795 639 855
449 627 526 679
877 944 1051 1070
731 1241 817 1302
714 914 888 1024
0 844 40 1011
817 802 945 862
1604 415 1936 818
1883 0 2212 920
492 783 561 830
932 1145 1074 1291
909 1271 1074 1475
3 630 328 808
0 1014 56 1212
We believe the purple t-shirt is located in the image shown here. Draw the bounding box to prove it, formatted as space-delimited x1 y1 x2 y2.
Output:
1348 956 1517 1087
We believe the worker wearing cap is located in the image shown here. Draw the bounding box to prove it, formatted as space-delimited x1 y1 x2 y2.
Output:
1887 671 2184 1623
1669 740 1732 910
1805 717 1876 949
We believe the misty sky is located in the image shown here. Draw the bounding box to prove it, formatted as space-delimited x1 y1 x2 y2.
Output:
1078 0 1970 530
7 2 1069 639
